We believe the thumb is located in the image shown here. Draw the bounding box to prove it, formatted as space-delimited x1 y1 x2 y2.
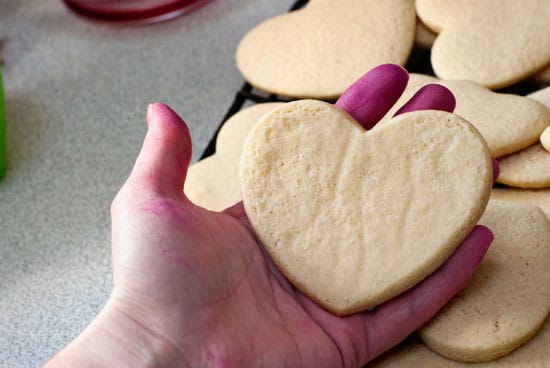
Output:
128 102 192 198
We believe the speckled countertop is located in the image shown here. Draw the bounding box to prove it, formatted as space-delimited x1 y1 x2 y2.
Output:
0 1 294 365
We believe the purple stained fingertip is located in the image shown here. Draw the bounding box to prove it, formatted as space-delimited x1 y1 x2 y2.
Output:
336 64 409 130
394 84 456 116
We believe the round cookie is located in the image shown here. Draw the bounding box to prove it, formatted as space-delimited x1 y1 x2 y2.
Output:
497 143 550 189
370 319 550 367
184 103 283 211
419 200 550 362
416 0 550 89
240 101 492 315
236 0 416 99
380 74 550 158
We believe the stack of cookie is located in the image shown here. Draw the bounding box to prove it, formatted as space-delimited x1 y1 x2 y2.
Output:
184 0 550 364
491 86 550 220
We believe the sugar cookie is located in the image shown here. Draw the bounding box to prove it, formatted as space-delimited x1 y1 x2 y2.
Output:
533 64 550 84
380 74 550 157
236 0 416 99
414 19 436 48
184 103 283 211
497 143 550 189
240 100 492 315
371 319 550 367
492 188 550 220
416 0 550 89
419 200 550 362
528 86 550 110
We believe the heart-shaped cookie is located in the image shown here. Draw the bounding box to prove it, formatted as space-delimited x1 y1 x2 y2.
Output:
236 0 416 99
416 0 550 89
240 100 492 315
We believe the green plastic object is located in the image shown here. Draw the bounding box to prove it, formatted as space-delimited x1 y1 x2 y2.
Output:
0 65 5 179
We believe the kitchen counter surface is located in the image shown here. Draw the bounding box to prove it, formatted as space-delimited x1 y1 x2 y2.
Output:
0 1 294 365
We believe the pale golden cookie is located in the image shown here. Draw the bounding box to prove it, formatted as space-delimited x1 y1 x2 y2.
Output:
528 86 550 111
541 126 550 152
184 103 283 211
414 19 436 48
240 100 492 315
416 0 550 89
370 319 550 367
533 64 550 84
236 0 416 99
380 74 550 157
419 200 550 362
528 87 550 152
492 188 550 220
497 143 550 189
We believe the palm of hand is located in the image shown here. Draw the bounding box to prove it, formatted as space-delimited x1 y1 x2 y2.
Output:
112 189 348 366
108 65 493 367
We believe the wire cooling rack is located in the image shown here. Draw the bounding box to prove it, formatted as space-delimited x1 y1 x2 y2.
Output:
199 0 546 160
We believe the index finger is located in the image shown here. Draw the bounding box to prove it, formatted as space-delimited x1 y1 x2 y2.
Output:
335 64 409 130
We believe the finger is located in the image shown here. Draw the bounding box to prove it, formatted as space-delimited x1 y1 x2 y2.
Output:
336 64 409 130
128 102 192 198
363 225 493 360
223 201 246 218
223 201 251 231
394 83 456 115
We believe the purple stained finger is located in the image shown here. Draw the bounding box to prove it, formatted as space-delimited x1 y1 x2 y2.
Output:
394 84 456 116
336 64 409 130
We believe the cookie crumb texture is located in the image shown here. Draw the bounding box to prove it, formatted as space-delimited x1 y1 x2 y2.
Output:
419 200 550 362
240 100 492 315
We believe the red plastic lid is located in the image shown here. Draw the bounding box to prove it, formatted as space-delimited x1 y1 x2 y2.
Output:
63 0 211 23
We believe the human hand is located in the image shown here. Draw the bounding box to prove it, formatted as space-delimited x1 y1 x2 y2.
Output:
45 64 494 368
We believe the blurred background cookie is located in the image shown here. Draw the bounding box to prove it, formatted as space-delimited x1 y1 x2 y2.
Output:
380 74 550 157
184 103 283 211
497 143 550 189
236 0 416 99
496 86 550 188
492 188 550 220
416 0 550 89
370 318 550 367
419 200 550 362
